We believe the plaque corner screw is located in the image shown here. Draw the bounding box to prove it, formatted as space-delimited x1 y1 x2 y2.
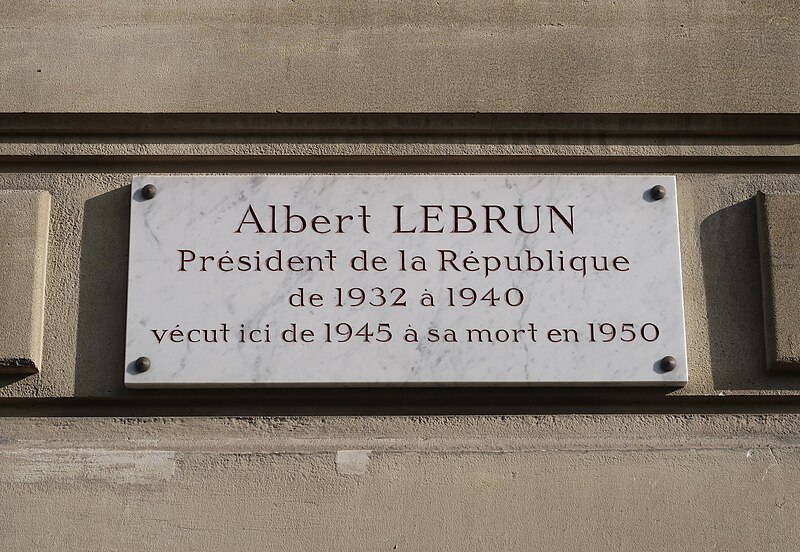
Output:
142 184 157 200
650 185 667 201
135 356 151 372
660 355 677 372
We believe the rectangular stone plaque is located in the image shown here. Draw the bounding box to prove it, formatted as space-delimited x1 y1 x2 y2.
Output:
125 175 687 387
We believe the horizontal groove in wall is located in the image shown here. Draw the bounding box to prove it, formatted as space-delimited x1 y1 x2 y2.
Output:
1 113 800 137
1 156 799 173
3 395 800 417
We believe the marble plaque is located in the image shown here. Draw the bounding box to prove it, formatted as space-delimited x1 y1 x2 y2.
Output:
125 175 687 387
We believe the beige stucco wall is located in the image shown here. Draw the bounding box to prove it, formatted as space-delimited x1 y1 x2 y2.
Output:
1 1 798 112
3 415 800 550
1 1 800 550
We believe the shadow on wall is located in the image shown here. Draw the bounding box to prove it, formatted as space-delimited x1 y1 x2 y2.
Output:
74 186 131 396
0 373 33 389
701 196 800 391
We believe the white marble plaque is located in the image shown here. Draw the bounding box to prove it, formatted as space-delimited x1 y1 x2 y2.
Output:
125 175 687 387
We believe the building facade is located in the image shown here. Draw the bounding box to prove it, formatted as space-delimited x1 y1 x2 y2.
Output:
1 2 800 549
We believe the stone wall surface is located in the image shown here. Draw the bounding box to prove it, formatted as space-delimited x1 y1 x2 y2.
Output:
2 415 800 551
0 1 798 112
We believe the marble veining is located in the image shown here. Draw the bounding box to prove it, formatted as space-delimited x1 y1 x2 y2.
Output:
125 175 687 387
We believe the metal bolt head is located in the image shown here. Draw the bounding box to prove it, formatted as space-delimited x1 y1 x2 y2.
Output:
650 185 667 200
141 184 157 200
660 355 677 372
135 356 151 372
